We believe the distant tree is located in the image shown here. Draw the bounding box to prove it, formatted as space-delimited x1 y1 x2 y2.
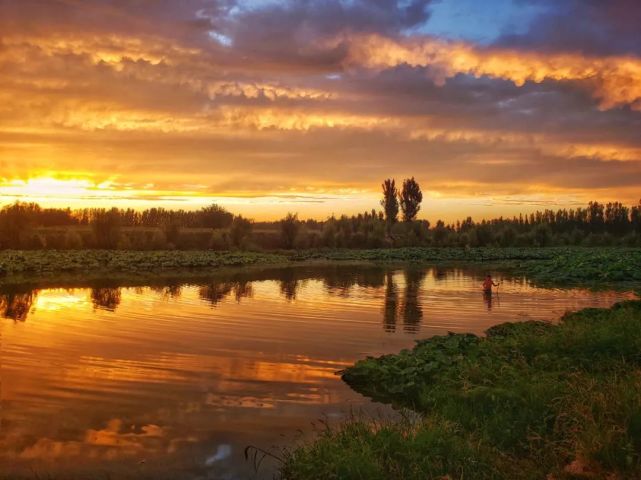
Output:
587 201 605 232
499 226 516 247
380 179 399 224
631 199 641 233
280 213 300 249
90 208 121 248
534 223 552 247
605 201 630 235
200 204 233 229
0 202 39 248
432 219 448 245
398 177 423 222
230 215 252 247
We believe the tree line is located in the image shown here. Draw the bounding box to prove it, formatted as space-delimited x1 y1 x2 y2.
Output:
0 202 251 249
1 178 640 250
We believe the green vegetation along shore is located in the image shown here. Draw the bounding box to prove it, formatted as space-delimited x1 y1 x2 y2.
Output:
1 247 640 289
281 300 641 479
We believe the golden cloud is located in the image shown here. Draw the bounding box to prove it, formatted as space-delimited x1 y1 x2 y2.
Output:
0 33 200 67
338 34 641 110
206 81 336 101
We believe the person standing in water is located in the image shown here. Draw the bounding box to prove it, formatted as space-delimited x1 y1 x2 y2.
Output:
482 274 499 294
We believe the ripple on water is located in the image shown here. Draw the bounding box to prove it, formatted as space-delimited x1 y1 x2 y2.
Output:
0 266 636 479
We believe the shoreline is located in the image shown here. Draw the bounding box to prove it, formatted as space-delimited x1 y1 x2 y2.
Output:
1 247 640 290
281 299 641 479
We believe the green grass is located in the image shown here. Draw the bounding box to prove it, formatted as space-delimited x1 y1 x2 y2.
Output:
281 300 641 479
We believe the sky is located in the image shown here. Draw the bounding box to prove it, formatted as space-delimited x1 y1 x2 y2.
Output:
1 0 640 221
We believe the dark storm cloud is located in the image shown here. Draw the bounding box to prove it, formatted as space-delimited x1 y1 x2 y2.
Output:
200 0 434 70
499 0 641 56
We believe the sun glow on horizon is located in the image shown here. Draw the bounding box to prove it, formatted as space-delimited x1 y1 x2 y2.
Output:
0 175 382 219
2 175 635 223
1 177 114 198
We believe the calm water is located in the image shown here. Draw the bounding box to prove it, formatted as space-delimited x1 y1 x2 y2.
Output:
0 265 635 479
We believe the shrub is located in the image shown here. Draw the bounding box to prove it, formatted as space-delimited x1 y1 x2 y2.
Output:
230 215 253 247
150 230 168 249
64 230 84 249
209 230 230 251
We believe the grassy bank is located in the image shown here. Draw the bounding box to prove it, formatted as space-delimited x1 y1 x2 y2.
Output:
281 300 641 479
1 247 640 289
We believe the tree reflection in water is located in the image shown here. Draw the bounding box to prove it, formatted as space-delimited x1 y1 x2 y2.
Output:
199 281 253 306
323 267 385 297
199 282 234 306
280 280 299 302
383 272 399 332
0 266 427 332
91 287 122 312
233 281 253 302
400 269 426 333
278 268 299 301
0 288 37 321
150 283 183 300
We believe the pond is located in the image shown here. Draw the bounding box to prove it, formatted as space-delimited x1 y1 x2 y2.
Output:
0 265 636 479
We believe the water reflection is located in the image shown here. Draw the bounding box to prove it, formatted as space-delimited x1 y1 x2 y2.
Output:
0 287 36 321
199 281 234 306
233 280 253 302
0 266 636 479
199 280 254 306
279 269 299 301
91 286 122 311
381 270 426 333
150 283 183 300
483 291 496 310
0 267 426 330
401 269 426 333
383 272 398 332
322 267 386 297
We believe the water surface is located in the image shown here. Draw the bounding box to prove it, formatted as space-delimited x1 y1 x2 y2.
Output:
0 265 635 479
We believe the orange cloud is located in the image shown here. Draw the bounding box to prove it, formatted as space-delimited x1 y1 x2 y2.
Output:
338 34 641 110
0 33 200 67
206 81 336 101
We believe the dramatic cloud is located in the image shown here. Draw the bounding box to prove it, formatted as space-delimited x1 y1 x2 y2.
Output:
0 0 640 220
337 33 641 110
